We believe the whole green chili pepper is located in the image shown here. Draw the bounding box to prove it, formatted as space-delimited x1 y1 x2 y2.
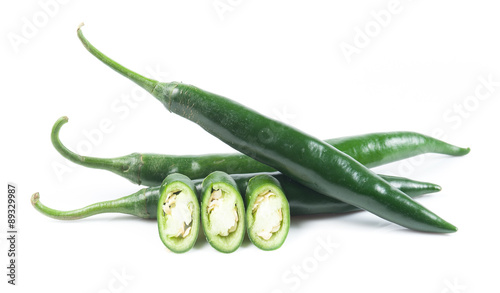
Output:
200 171 246 253
157 173 200 253
245 174 290 251
31 172 441 220
52 116 469 187
77 26 463 232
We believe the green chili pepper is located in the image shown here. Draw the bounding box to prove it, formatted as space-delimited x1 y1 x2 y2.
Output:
52 116 469 187
245 174 290 251
200 171 246 253
157 173 200 253
31 172 441 220
77 26 465 232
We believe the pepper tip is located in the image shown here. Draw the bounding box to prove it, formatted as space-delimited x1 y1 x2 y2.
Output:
444 222 458 233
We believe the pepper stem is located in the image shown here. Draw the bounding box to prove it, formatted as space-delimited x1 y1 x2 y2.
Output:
51 116 143 185
31 190 152 220
77 23 159 94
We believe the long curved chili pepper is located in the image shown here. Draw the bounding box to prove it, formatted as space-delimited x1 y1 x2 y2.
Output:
52 116 469 187
31 172 441 220
77 25 463 232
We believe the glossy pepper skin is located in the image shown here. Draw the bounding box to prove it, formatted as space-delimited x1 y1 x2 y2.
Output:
51 116 469 187
77 26 460 233
31 172 441 220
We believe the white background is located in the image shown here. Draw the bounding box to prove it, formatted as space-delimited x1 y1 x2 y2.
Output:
1 1 499 292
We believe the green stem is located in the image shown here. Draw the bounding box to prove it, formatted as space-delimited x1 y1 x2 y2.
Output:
30 189 155 220
51 116 144 184
77 23 159 93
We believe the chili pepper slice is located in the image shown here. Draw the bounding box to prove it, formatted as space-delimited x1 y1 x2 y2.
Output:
157 173 200 253
200 171 246 253
245 174 290 251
